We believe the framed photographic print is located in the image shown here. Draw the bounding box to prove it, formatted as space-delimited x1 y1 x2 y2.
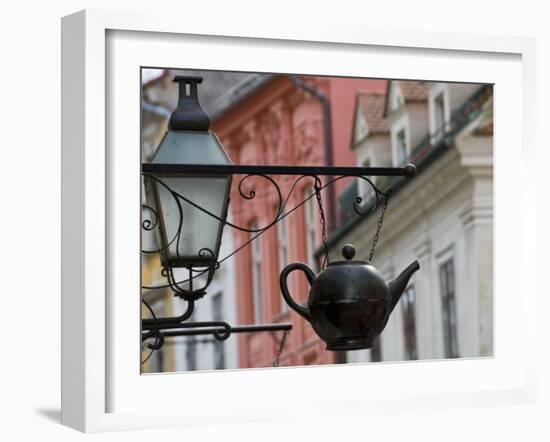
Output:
61 9 536 433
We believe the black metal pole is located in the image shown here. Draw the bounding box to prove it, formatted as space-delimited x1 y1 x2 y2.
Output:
142 163 417 178
142 322 293 337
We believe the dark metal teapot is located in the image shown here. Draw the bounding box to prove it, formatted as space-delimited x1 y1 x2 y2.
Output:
280 244 419 351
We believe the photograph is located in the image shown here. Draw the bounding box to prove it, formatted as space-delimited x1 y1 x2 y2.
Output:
140 68 494 374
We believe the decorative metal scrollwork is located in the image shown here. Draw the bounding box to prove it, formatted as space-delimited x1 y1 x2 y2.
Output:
141 172 389 294
142 172 386 237
141 204 160 231
159 261 217 301
140 168 394 364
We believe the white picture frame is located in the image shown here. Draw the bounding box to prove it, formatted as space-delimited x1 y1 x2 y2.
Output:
61 9 537 433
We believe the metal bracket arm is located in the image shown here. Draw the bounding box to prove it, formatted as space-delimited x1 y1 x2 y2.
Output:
142 163 417 178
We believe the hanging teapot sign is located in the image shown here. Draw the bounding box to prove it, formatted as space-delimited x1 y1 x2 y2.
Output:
280 244 419 351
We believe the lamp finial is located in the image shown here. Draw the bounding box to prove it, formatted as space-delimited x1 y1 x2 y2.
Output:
168 75 210 131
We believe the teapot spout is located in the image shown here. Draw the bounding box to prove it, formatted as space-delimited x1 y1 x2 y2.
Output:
388 261 420 313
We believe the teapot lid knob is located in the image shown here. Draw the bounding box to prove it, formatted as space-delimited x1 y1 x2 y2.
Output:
342 244 356 260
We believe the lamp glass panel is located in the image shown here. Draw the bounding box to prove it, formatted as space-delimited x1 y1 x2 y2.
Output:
153 131 232 166
154 175 229 266
148 130 232 267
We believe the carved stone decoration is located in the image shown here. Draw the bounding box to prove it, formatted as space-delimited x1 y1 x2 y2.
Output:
240 120 262 164
262 101 289 165
261 115 281 163
242 120 257 143
293 117 323 163
290 96 324 164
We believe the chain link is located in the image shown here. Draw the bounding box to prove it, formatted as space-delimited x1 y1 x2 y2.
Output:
369 189 392 262
314 179 330 269
314 178 390 266
273 329 289 367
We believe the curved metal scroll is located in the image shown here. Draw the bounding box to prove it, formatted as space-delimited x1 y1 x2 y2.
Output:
141 173 389 293
140 172 388 364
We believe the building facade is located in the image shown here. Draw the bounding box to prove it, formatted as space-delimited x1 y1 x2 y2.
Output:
332 80 493 363
212 75 387 368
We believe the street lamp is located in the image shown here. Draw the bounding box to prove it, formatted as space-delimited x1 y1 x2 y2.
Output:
144 76 232 271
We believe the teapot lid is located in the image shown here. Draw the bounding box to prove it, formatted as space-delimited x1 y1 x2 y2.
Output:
327 244 370 266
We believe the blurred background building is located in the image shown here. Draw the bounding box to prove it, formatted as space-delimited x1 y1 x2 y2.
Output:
212 74 386 367
140 68 493 372
335 80 493 363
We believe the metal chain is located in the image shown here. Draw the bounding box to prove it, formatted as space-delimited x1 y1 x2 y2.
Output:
368 189 392 262
273 329 289 367
314 179 330 269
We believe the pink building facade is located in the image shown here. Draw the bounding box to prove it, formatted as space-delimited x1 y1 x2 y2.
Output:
213 75 386 368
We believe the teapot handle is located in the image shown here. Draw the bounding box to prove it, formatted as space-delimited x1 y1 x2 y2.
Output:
279 262 315 322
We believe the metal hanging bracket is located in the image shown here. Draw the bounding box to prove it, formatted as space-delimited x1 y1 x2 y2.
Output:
141 162 417 361
142 163 417 178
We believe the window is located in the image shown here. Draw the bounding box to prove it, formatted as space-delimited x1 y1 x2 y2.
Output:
211 292 225 369
396 128 408 164
370 337 382 362
355 111 368 141
440 258 459 358
401 285 418 360
396 93 404 108
392 86 404 110
304 187 317 269
434 92 446 135
185 337 197 370
358 158 375 206
276 213 289 313
250 220 262 324
430 87 449 143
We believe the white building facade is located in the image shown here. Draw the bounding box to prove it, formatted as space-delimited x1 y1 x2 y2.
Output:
334 81 493 363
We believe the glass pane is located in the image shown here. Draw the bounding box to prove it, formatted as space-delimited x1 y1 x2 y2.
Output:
155 175 229 265
153 131 232 165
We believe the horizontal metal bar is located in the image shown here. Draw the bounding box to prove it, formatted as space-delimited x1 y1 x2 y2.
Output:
226 323 292 333
142 163 417 178
143 322 292 338
142 320 226 332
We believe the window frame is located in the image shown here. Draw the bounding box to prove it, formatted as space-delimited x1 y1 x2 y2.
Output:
401 284 418 360
439 257 459 359
429 83 451 142
390 115 411 166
